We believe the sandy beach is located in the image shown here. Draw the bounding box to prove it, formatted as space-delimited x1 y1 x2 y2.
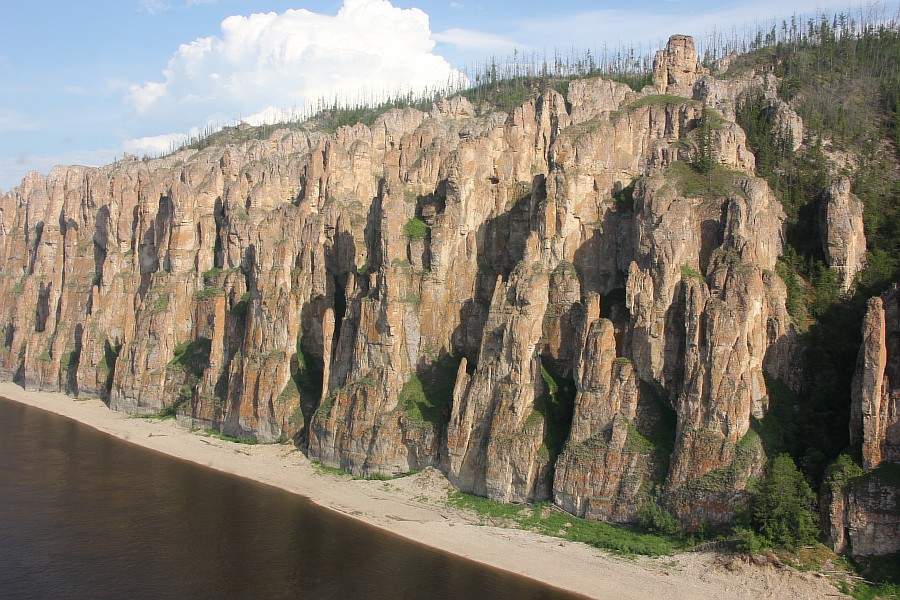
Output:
0 381 846 600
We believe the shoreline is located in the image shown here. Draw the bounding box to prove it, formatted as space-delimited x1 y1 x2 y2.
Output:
0 381 845 600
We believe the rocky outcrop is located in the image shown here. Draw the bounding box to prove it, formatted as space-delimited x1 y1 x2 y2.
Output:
0 35 802 529
851 286 899 469
825 286 900 557
825 470 900 557
694 73 803 152
652 35 708 97
820 178 867 295
552 306 673 523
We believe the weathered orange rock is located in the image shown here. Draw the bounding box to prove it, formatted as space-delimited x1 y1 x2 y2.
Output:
0 35 804 528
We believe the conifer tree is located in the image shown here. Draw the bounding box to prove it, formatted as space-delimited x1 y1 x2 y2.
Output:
694 107 714 174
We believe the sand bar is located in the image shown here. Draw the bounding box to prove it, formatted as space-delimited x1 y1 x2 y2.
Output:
0 381 846 600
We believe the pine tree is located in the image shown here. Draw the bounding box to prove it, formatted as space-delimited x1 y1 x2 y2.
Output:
694 107 714 174
748 454 819 551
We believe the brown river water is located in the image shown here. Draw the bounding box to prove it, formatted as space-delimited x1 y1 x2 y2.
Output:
0 397 581 600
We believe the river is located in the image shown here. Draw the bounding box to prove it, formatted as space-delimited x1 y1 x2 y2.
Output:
0 397 580 599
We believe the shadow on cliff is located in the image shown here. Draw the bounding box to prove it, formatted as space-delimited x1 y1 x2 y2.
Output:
451 182 535 362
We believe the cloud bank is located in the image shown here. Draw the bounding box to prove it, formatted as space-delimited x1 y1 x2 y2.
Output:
127 0 465 138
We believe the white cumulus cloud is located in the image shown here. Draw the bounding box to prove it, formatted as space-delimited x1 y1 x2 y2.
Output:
122 130 200 156
127 0 466 128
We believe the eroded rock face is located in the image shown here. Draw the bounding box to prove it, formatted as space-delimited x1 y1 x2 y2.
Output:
851 286 900 469
652 34 708 97
553 312 672 523
825 286 900 557
820 178 867 295
0 35 802 528
825 470 900 557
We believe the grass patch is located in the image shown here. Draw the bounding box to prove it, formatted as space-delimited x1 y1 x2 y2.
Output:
312 461 415 481
530 361 576 465
314 395 334 419
11 276 26 296
850 582 900 600
315 373 377 419
665 161 744 199
148 290 169 314
624 422 655 454
629 383 678 476
448 491 677 556
313 462 352 477
680 265 705 281
201 429 258 445
195 286 225 300
397 354 461 428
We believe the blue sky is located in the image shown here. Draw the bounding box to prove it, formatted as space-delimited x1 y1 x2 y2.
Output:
0 0 893 191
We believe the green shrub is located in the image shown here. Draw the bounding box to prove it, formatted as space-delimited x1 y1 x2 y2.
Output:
168 338 212 377
824 453 865 491
638 501 679 535
149 291 169 314
403 217 428 240
314 395 334 419
612 180 635 211
732 527 764 554
680 265 705 281
530 362 576 464
202 429 258 445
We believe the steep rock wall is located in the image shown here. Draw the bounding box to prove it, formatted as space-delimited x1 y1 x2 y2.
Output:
0 35 800 527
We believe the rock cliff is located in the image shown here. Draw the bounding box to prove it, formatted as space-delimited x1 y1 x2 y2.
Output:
0 35 808 528
824 286 900 557
819 177 867 295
